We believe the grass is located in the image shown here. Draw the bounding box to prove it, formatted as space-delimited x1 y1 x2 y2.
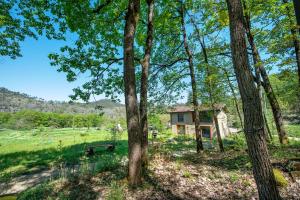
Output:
286 124 300 138
0 128 128 182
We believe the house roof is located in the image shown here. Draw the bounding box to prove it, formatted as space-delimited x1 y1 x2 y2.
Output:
168 104 226 113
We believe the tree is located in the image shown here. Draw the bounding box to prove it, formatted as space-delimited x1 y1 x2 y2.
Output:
179 1 203 152
140 0 154 168
123 0 142 186
226 0 281 199
0 0 66 59
282 0 300 100
189 14 224 152
243 0 288 144
292 0 300 32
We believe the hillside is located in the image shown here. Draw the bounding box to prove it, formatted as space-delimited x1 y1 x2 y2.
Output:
0 87 125 117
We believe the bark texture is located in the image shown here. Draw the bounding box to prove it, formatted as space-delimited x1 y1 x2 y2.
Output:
123 0 142 186
180 3 203 152
243 3 288 144
226 0 282 199
140 0 154 168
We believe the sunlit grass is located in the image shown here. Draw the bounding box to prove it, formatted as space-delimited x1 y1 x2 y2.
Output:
0 128 128 182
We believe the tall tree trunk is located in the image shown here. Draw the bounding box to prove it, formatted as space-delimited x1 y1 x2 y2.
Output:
189 15 224 151
283 0 300 107
140 0 154 169
243 3 288 144
222 68 244 129
123 0 142 187
179 3 203 152
292 0 300 33
226 0 282 199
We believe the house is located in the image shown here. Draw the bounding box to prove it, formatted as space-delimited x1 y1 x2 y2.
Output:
169 104 230 139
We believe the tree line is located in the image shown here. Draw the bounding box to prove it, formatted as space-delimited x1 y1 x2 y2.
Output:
2 0 300 198
0 110 104 130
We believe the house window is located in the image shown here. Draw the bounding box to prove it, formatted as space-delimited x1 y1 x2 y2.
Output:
178 113 184 122
200 111 213 123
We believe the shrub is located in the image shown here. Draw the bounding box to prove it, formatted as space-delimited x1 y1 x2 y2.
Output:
17 183 53 200
273 168 288 187
106 182 124 200
182 169 192 178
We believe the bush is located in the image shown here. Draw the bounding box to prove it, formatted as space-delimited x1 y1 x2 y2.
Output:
106 182 124 200
17 183 53 200
273 168 288 187
149 114 164 132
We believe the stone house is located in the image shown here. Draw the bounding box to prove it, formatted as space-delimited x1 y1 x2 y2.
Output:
169 104 230 139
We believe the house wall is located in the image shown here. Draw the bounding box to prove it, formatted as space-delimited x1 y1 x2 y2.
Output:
170 112 194 125
216 110 230 138
170 110 230 138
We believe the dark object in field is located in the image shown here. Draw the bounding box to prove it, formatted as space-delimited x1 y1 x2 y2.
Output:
85 144 115 156
86 147 95 156
152 130 158 139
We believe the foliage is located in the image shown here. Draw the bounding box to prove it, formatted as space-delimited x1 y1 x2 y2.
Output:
0 0 66 59
17 183 53 200
106 182 124 200
0 110 105 129
148 114 164 132
269 71 299 111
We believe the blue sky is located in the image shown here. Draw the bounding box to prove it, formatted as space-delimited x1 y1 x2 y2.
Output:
0 36 106 102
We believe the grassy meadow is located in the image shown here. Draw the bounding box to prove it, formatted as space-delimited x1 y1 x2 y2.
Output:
0 128 129 182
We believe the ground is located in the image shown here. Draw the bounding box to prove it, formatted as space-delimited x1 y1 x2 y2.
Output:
0 125 300 199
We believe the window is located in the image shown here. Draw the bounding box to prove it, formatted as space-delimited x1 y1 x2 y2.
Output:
200 111 213 123
177 113 184 122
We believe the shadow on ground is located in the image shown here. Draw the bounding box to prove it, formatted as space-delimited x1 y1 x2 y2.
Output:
0 140 128 182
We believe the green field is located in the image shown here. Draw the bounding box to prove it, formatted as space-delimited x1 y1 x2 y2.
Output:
1 124 300 184
0 128 128 182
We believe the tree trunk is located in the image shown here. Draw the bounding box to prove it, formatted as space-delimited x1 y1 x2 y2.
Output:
123 0 142 187
213 112 224 152
179 3 203 152
292 0 300 33
140 0 154 169
263 112 273 141
189 15 224 151
243 3 288 144
226 0 282 199
222 68 244 129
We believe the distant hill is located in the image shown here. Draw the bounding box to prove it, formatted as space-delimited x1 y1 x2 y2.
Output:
0 87 125 117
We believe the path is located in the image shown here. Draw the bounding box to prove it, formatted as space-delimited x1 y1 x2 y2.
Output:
0 169 57 196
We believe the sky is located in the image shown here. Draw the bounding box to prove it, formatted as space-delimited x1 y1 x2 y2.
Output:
0 36 108 102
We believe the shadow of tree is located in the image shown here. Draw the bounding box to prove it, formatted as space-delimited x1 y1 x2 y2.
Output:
152 137 252 171
0 140 128 181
